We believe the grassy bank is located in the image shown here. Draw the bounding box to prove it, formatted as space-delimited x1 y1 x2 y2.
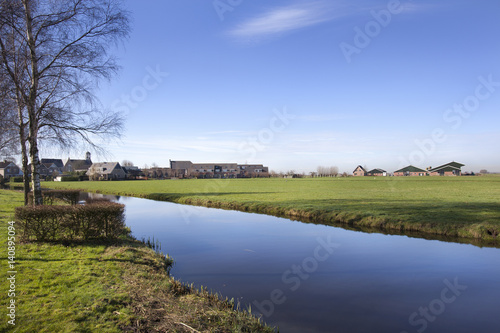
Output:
43 175 500 243
0 189 275 332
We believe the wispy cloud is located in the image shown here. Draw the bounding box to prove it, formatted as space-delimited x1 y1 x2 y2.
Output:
228 1 352 41
296 113 360 122
228 0 433 43
203 130 249 136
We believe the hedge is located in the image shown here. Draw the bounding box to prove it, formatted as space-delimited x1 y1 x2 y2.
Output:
15 202 127 242
28 190 81 205
9 176 23 183
60 176 80 182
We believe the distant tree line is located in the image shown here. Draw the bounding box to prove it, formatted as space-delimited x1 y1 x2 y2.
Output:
315 166 339 177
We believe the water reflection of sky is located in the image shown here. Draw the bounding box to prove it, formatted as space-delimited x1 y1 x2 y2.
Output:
109 195 500 333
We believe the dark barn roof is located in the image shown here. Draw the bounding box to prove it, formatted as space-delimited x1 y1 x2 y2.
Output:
394 165 427 173
428 161 464 173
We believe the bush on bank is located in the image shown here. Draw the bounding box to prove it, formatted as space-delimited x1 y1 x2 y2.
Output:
28 189 81 205
15 201 127 241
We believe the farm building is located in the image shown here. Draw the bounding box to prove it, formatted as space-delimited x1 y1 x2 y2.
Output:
428 162 464 176
367 168 387 176
393 165 428 176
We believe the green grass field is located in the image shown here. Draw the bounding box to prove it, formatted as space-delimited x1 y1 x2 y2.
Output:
0 190 275 332
43 175 500 243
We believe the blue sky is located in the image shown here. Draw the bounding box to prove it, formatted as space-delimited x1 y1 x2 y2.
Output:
62 0 500 173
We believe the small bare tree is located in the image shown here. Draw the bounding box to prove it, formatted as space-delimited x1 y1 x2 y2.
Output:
329 166 339 177
121 160 134 167
0 0 130 204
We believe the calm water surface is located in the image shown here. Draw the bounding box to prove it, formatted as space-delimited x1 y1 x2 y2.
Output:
103 194 499 333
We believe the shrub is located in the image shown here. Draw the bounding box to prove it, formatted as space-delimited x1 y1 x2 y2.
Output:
15 202 127 242
28 190 81 205
60 176 80 182
15 205 64 241
9 176 23 183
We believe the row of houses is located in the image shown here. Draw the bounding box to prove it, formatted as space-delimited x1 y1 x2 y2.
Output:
38 152 93 177
81 160 270 180
168 160 269 178
2 156 466 181
0 154 269 181
353 161 465 177
0 153 95 181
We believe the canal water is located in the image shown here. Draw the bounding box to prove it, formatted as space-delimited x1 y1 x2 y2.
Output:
101 194 499 333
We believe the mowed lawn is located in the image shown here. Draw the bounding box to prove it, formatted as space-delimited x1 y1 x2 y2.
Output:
44 175 500 241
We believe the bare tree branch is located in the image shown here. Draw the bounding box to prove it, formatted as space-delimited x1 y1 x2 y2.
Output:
0 0 130 204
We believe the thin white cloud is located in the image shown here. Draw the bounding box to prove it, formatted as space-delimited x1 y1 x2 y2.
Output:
229 1 352 40
296 113 360 122
203 130 249 135
398 2 439 14
228 0 434 43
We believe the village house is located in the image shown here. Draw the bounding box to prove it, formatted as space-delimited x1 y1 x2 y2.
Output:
122 165 142 179
26 161 61 179
0 161 22 180
393 165 428 176
169 161 193 178
87 162 126 181
63 152 93 173
191 162 239 178
353 165 367 177
40 158 64 173
40 162 62 178
237 164 269 178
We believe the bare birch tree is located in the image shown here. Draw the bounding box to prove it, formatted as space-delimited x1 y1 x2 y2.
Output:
0 60 32 204
0 81 18 158
0 0 130 205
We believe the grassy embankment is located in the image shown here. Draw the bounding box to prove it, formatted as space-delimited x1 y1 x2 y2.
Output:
0 189 275 332
44 175 500 243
